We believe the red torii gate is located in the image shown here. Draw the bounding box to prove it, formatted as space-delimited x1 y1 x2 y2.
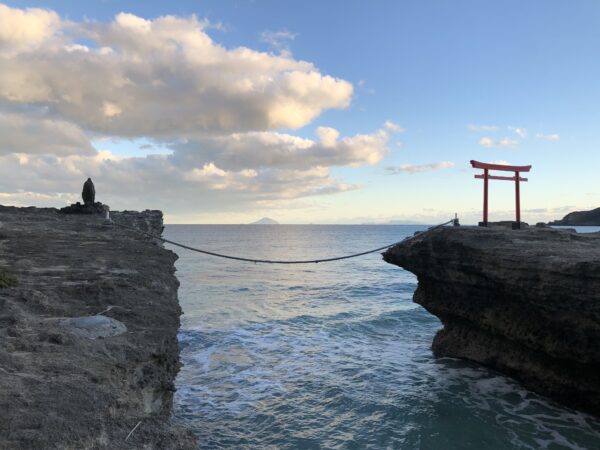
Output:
470 160 532 228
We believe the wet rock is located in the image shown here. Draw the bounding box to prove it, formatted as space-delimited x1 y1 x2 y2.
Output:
383 226 600 416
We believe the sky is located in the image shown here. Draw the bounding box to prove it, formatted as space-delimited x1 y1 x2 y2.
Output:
0 1 599 224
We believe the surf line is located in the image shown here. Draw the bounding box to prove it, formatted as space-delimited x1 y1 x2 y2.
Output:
108 218 456 264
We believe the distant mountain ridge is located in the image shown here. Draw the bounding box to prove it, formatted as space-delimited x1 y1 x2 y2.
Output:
548 207 600 226
250 217 279 225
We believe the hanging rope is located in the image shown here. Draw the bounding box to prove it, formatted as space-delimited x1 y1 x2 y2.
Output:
110 219 455 264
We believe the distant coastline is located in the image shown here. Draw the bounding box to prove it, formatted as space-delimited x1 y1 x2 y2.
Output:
548 207 600 226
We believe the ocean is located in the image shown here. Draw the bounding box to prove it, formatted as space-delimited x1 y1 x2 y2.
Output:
165 224 600 449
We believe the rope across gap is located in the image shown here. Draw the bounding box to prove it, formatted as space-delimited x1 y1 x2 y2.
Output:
110 219 455 264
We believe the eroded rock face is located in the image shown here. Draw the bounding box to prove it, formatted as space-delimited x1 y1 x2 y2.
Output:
0 205 196 449
383 226 600 415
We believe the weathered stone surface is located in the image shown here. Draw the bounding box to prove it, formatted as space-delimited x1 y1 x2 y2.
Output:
0 205 196 449
57 315 127 339
549 206 600 226
60 201 106 215
383 226 600 415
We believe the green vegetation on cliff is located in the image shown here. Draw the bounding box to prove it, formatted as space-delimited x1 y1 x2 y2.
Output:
0 270 17 288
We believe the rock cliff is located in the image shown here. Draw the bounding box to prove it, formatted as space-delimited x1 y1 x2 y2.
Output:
383 226 600 415
0 206 197 449
548 206 600 226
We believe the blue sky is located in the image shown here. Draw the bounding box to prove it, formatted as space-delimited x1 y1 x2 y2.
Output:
1 1 599 223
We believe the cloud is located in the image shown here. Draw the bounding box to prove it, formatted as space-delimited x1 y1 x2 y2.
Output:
385 161 455 174
0 121 393 215
0 6 353 137
0 4 390 217
508 126 528 139
0 150 358 214
467 124 499 132
259 29 297 51
536 133 560 141
0 4 60 55
316 127 340 147
478 137 517 148
0 109 95 156
171 124 393 171
478 137 494 147
384 120 404 133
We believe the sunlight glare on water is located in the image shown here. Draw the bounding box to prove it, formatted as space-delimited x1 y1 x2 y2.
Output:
166 225 600 449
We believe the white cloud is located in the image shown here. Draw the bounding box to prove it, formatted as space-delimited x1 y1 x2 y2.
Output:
0 5 399 218
0 150 358 213
498 137 518 147
0 8 353 137
0 4 60 55
479 137 517 148
102 102 122 118
467 124 498 132
386 161 455 174
172 124 393 171
478 137 494 147
508 126 528 139
316 127 340 147
259 29 297 51
0 122 392 214
384 120 404 133
536 133 560 141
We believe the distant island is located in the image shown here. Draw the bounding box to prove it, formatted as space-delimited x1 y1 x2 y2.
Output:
548 207 600 226
250 217 279 225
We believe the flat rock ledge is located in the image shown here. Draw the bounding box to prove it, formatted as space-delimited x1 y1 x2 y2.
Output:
383 226 600 416
0 205 197 449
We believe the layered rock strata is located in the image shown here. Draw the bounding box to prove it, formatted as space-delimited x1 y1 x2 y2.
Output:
383 226 600 415
0 206 196 449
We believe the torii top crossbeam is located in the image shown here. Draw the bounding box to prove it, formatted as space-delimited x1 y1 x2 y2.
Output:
470 160 532 228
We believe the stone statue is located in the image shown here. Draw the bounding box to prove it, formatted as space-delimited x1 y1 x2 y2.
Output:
59 178 108 214
82 178 95 206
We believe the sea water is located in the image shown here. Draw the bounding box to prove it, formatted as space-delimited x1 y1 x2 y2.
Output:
166 225 600 449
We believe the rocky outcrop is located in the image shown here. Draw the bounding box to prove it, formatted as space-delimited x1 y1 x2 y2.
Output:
0 205 197 449
60 201 107 215
548 207 600 226
383 226 600 415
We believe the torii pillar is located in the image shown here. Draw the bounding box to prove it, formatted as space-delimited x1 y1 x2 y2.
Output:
470 160 532 229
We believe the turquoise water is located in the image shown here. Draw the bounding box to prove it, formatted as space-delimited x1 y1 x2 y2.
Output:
166 225 600 449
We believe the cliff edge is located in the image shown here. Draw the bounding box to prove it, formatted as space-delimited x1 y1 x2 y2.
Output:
0 206 196 449
383 226 600 415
